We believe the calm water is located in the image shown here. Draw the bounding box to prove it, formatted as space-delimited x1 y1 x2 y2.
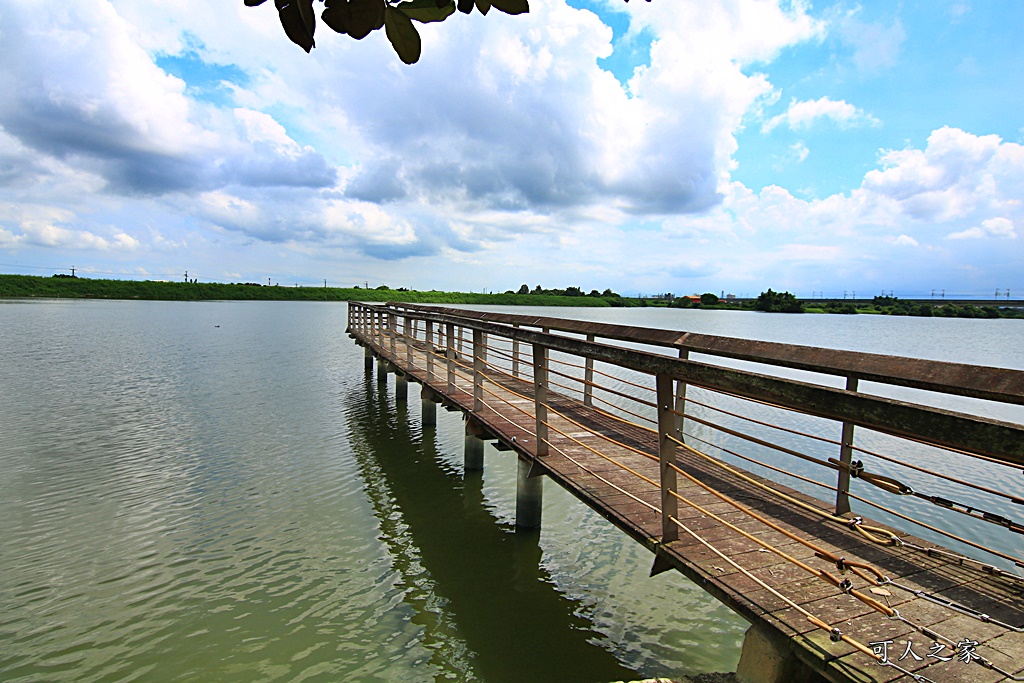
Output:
2 300 1022 682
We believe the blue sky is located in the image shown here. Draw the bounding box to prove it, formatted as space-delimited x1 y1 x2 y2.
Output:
0 0 1021 298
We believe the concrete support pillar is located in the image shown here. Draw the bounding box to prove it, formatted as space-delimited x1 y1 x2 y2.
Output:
396 373 408 401
377 359 388 385
515 458 543 529
736 624 825 683
464 422 485 471
364 345 373 371
421 391 437 427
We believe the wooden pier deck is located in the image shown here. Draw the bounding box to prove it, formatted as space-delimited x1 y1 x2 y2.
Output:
348 302 1024 683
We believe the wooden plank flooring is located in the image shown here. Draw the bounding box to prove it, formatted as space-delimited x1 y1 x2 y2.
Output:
355 329 1024 683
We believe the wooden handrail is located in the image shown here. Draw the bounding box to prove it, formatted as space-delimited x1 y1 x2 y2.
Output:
385 302 1024 406
348 303 1024 467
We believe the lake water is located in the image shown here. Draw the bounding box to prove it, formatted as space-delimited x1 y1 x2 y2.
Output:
2 300 1022 682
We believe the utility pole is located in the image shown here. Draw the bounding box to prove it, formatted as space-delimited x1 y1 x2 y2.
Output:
71 266 76 277
184 270 188 283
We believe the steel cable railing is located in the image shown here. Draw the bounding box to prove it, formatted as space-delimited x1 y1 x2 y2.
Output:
350 302 1024 680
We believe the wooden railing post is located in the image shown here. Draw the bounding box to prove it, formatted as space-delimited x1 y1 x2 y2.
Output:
835 375 859 516
405 316 414 368
389 311 397 358
675 349 689 439
512 325 520 378
533 344 549 456
376 312 389 385
446 323 456 395
473 329 484 412
584 334 595 407
426 321 434 380
657 373 679 543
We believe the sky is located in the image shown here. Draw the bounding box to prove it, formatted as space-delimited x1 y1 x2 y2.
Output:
0 0 1021 298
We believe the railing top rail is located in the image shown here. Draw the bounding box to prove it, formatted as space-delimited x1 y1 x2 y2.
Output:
368 302 1024 407
348 301 1024 467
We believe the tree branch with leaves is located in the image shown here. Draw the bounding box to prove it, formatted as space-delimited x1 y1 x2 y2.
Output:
246 0 531 64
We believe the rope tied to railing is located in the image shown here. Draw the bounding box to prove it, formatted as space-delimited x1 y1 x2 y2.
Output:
365 316 1024 576
374 308 1024 653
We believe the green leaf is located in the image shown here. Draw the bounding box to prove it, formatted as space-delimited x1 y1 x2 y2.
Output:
274 0 316 51
384 6 421 64
475 0 490 15
394 0 456 23
322 0 352 34
297 0 316 38
490 0 528 15
347 0 385 40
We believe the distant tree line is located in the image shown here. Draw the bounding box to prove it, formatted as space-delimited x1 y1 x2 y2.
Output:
1 276 1018 318
508 284 622 298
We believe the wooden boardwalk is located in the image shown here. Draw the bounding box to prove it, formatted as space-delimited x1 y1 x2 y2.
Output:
349 304 1024 683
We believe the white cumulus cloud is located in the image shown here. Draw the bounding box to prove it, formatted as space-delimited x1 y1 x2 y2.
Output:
763 97 881 133
948 217 1017 240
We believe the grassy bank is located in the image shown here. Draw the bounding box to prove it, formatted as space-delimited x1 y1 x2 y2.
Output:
0 274 618 307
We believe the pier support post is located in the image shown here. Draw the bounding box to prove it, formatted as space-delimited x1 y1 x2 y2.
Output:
515 458 543 529
736 623 826 683
364 345 373 371
421 387 437 427
376 357 388 384
396 372 408 401
464 420 485 471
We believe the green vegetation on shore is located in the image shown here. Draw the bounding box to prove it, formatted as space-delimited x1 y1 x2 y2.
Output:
0 274 618 307
803 294 1024 319
2 275 1021 318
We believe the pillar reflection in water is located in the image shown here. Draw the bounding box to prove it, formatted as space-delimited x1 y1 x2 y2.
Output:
344 371 636 683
